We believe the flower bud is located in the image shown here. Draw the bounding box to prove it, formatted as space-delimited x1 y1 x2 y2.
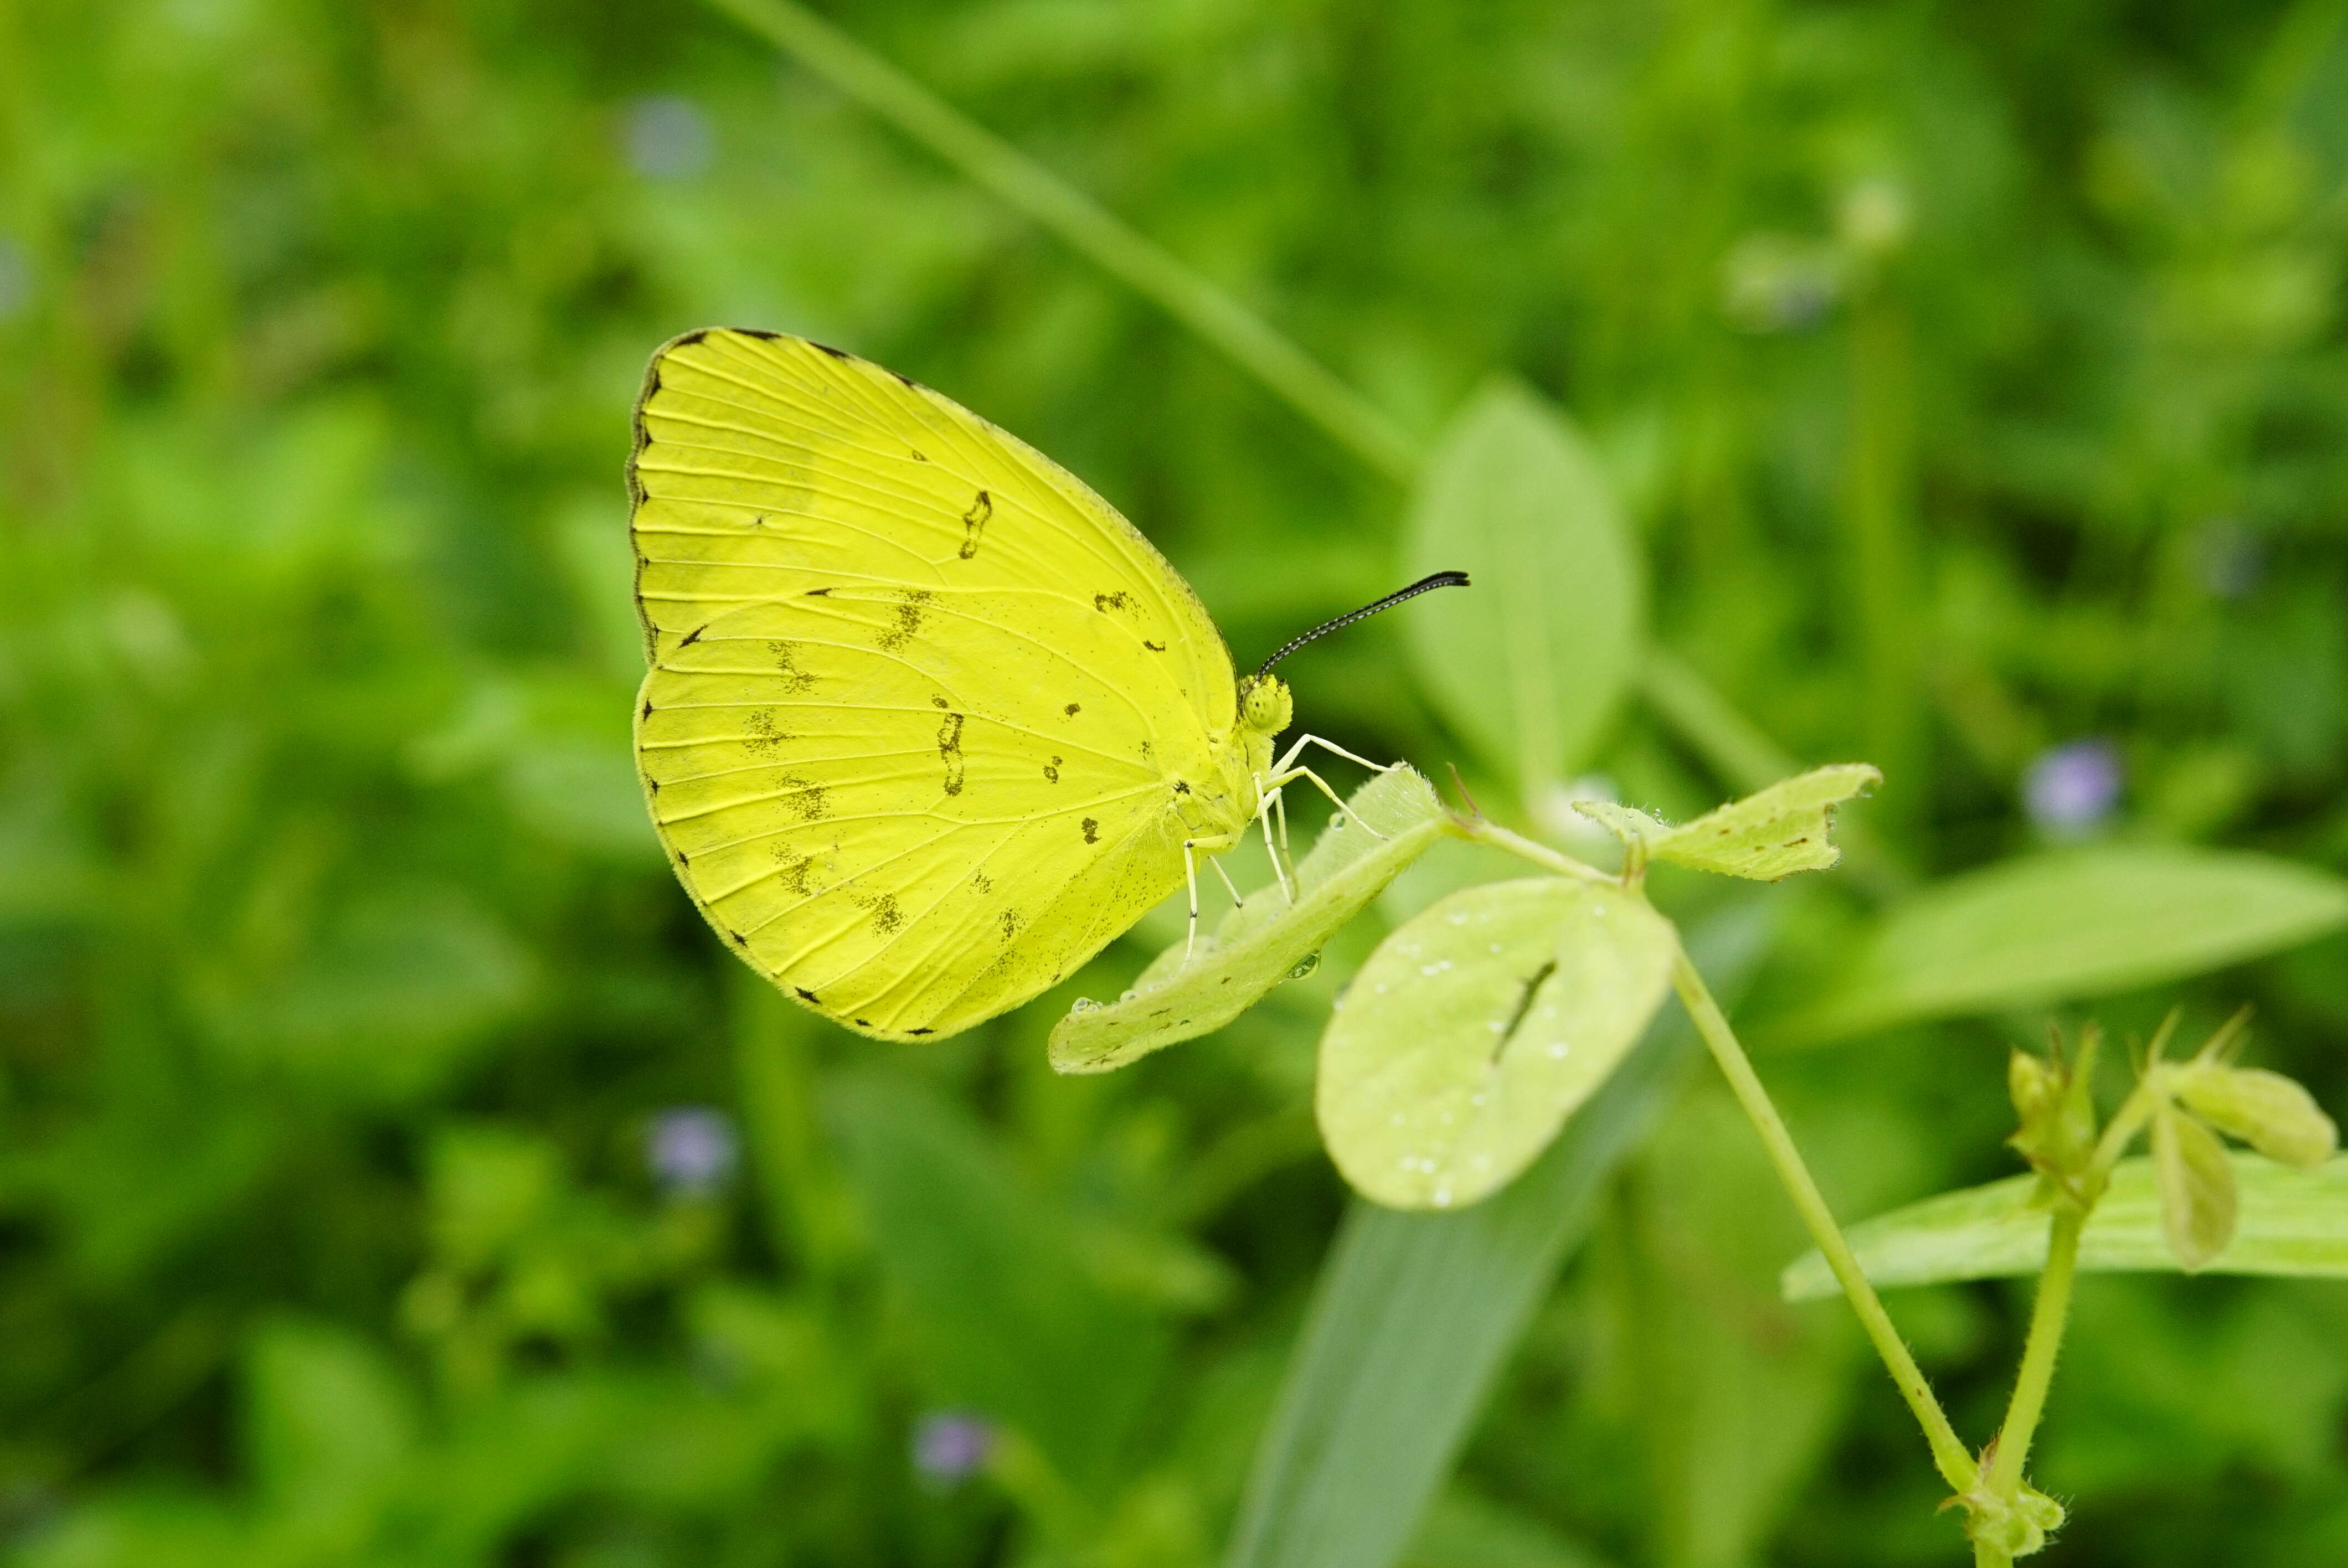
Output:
2009 1049 2059 1125
2006 1029 2100 1195
2175 1066 2338 1168
2153 1103 2238 1272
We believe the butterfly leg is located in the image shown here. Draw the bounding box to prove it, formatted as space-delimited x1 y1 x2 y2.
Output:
1207 852 1247 909
1253 777 1295 903
1265 765 1388 841
1182 839 1202 960
1183 827 1250 960
1270 733 1399 779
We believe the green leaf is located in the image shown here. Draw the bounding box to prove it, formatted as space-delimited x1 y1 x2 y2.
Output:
825 1069 1163 1489
1048 767 1451 1074
1319 878 1676 1210
1402 381 1643 797
2154 1103 2239 1271
1578 764 1880 881
244 1318 417 1525
1786 847 2348 1042
1228 903 1778 1568
2172 1065 2340 1168
1781 1153 2348 1299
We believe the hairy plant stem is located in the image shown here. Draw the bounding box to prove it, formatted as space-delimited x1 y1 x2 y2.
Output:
1985 1205 2083 1501
1670 953 1979 1493
1451 816 1614 885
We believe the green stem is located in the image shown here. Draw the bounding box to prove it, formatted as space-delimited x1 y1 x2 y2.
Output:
1670 952 1978 1493
1985 1205 2083 1499
1451 814 1614 886
708 0 1422 483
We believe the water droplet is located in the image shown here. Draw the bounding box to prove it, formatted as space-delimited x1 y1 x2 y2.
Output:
1285 951 1321 981
1120 989 1138 1002
1069 997 1102 1014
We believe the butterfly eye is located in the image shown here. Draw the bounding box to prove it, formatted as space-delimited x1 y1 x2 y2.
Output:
1243 675 1293 735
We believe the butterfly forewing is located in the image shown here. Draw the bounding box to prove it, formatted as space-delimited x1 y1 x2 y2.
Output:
629 330 1245 1038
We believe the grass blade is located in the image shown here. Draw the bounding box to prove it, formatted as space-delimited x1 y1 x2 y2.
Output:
1788 846 2348 1042
1782 1154 2348 1299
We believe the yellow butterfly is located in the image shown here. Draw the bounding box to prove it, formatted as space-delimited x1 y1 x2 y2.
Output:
629 329 1463 1041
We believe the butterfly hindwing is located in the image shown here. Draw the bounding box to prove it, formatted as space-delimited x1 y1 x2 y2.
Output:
629 330 1245 1037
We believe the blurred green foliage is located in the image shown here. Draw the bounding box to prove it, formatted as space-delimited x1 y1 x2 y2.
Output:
6 1 2348 1565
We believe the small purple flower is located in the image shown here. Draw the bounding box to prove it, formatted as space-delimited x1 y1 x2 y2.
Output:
912 1410 996 1486
645 1106 737 1197
2022 739 2123 839
621 95 714 180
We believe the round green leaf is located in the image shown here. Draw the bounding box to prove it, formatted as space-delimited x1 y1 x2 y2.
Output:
1318 878 1676 1210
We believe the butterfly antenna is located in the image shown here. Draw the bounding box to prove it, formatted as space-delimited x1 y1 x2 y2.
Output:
1255 571 1470 678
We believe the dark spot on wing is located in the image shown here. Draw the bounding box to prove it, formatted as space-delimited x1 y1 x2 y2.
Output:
1094 591 1130 613
876 589 932 653
641 699 653 719
806 586 831 596
1081 817 1099 844
728 930 749 947
679 623 706 647
672 329 710 347
869 894 903 936
1043 756 1061 784
909 448 927 462
765 641 817 694
892 369 915 386
854 1017 873 1027
794 986 820 1003
931 695 948 708
1000 909 1023 941
743 708 791 758
812 341 852 359
958 490 991 560
909 1027 934 1036
739 328 781 341
773 775 828 822
773 848 821 896
971 870 993 894
1143 639 1165 652
937 710 966 796
1173 779 1190 795
1064 703 1080 716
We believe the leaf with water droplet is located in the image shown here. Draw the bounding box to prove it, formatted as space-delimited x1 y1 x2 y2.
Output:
1285 952 1321 981
1576 763 1880 881
1048 767 1452 1074
1317 878 1676 1210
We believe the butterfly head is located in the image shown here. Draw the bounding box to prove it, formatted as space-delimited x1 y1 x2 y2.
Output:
1238 673 1293 737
